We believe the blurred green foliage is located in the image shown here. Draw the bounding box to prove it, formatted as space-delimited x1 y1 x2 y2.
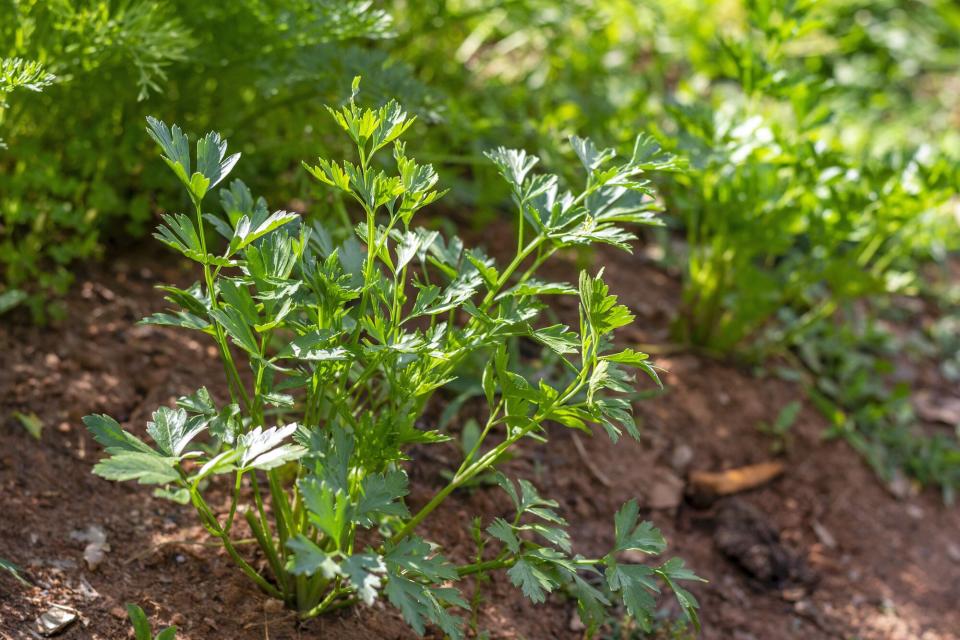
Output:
0 0 428 319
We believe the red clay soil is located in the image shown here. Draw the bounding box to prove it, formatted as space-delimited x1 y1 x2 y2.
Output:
2 242 959 640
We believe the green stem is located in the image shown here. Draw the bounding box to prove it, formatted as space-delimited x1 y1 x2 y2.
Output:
189 487 282 599
222 471 243 534
393 364 589 543
192 198 251 410
299 584 355 620
457 554 516 577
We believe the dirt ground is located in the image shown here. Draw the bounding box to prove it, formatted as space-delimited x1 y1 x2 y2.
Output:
2 239 959 640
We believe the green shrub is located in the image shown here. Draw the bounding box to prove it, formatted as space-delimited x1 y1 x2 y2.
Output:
650 0 960 353
84 93 701 637
0 0 423 319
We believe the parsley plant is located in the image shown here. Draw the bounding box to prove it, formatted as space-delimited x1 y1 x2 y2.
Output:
85 84 702 637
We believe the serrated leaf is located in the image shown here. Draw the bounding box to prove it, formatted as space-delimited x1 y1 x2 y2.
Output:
580 270 635 337
385 574 464 638
209 305 260 356
146 117 190 179
485 147 539 190
507 558 554 604
605 562 659 624
195 130 240 192
570 135 616 172
286 534 341 578
656 557 705 631
384 540 466 639
613 500 666 554
93 451 180 485
602 348 662 388
571 572 611 633
277 331 349 361
147 406 206 456
341 553 386 606
532 324 579 355
500 279 577 298
300 477 350 549
239 424 303 470
525 523 572 554
356 470 410 526
83 414 155 454
486 518 520 553
228 210 299 255
385 537 458 583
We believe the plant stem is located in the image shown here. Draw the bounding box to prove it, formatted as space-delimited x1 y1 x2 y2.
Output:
457 555 516 577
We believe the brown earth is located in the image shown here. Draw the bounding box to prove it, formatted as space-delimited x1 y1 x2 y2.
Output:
1 240 959 640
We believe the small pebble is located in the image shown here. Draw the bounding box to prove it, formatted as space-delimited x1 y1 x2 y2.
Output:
670 444 694 472
946 542 960 563
568 611 585 632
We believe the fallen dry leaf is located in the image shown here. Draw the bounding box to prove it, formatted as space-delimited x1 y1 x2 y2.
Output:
689 461 785 501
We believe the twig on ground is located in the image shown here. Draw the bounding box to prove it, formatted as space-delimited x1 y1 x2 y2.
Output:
570 432 612 488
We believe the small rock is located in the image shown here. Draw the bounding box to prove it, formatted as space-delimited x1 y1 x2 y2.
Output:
569 611 585 632
947 542 960 563
175 554 186 564
110 606 127 619
171 613 186 626
84 543 108 571
77 577 100 600
37 606 77 636
811 521 837 549
670 444 694 472
906 504 924 520
646 470 685 510
886 470 912 500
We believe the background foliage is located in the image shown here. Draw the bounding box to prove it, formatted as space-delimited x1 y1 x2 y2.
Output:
3 0 959 532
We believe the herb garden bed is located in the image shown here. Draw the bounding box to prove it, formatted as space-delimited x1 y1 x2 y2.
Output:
2 239 958 640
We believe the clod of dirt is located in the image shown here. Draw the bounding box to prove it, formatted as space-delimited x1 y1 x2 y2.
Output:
713 499 817 591
37 606 77 636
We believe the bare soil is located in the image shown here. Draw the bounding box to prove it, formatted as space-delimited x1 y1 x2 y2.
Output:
2 241 959 640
